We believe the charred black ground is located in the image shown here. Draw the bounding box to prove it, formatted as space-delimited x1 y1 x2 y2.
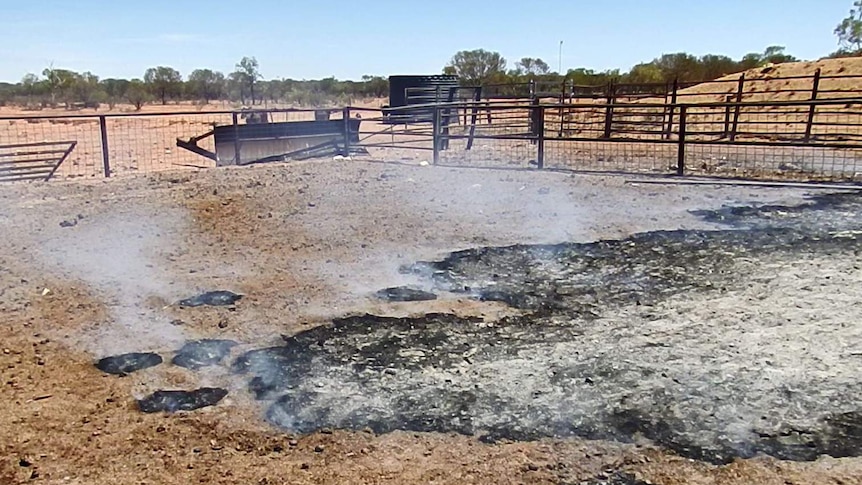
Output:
96 352 163 375
96 193 862 463
375 286 438 302
137 388 229 413
233 192 862 465
178 290 243 308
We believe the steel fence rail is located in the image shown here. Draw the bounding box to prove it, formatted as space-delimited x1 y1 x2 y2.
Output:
2 95 862 183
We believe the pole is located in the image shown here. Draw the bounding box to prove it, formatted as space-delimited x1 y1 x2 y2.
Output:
664 78 679 140
536 106 545 169
99 115 111 177
432 106 441 165
677 106 687 176
342 107 351 156
730 74 745 142
723 95 733 139
603 81 615 139
231 112 241 165
804 68 822 143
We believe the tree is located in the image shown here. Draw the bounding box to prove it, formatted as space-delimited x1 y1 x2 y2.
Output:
761 46 798 64
20 73 40 101
42 66 77 106
126 79 150 110
738 52 764 70
360 75 388 98
70 71 103 108
653 53 701 82
234 57 261 105
836 1 862 53
514 58 550 76
187 69 225 103
101 78 130 108
567 68 619 86
625 63 664 83
445 49 507 85
733 46 798 73
227 71 246 103
699 54 738 80
143 66 182 104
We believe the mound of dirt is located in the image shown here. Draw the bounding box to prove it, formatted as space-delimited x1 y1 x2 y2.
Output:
671 57 862 104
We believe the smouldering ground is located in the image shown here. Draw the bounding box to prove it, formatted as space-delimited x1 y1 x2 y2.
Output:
1 160 862 485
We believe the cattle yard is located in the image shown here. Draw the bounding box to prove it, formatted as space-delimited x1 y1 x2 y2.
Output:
3 66 862 485
5 63 862 183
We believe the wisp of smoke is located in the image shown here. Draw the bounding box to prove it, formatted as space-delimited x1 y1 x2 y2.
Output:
39 211 188 357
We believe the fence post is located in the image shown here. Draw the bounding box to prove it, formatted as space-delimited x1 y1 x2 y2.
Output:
730 74 745 141
231 112 241 165
804 68 822 143
536 106 545 169
664 78 679 140
677 106 687 176
342 107 351 156
98 115 111 178
722 95 733 139
603 81 615 139
558 78 566 137
466 87 482 151
432 106 441 165
529 97 539 145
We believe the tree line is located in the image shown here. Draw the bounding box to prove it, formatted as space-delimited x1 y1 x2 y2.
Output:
449 2 862 86
444 46 800 89
1 2 860 111
0 56 389 111
0 47 804 111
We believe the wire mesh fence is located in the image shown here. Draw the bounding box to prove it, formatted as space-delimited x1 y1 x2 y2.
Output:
544 140 677 174
683 143 862 180
0 115 104 180
105 113 229 175
484 70 862 106
3 97 862 184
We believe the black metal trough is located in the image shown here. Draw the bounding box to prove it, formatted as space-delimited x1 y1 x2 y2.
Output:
177 117 362 166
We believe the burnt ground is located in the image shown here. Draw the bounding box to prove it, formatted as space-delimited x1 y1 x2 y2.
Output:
240 193 862 465
2 160 862 484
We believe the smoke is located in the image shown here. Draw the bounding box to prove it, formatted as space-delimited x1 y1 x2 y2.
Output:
39 210 189 357
296 168 599 309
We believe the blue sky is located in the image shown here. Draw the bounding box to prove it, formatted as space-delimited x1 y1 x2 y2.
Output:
0 0 854 82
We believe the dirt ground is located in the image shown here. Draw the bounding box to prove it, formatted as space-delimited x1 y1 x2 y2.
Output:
2 160 862 484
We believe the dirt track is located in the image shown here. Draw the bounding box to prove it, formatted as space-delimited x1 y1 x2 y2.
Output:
2 160 862 484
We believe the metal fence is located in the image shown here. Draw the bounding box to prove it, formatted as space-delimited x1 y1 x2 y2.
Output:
2 97 862 183
0 109 322 181
481 69 862 106
371 98 862 181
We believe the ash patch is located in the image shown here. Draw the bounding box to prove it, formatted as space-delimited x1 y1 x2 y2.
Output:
250 308 862 464
239 193 862 464
137 388 228 413
757 411 862 461
410 192 862 314
579 472 651 485
375 286 437 302
409 230 784 314
692 191 862 232
179 290 242 307
95 352 162 375
172 339 238 369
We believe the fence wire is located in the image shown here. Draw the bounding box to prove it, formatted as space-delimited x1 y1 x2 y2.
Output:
3 98 862 184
